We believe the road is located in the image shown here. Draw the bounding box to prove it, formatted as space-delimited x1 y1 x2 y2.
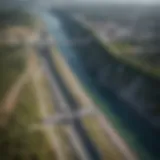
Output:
39 47 101 160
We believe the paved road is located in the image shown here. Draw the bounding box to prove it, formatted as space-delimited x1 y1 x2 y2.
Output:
39 47 101 160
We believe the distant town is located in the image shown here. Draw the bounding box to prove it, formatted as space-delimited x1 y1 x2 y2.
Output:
73 5 160 67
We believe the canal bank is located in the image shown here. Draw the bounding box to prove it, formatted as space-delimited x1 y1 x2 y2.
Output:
42 12 160 160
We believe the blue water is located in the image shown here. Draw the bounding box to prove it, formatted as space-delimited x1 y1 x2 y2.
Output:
41 13 101 160
42 13 98 93
42 12 160 160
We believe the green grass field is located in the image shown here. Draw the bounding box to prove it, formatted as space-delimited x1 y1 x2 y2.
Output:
0 46 26 102
0 81 56 160
0 10 57 160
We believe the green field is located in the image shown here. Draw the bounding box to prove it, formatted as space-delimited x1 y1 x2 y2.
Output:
0 10 56 160
0 82 56 160
0 46 26 102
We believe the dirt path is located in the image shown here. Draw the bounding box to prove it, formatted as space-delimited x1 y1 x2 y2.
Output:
0 70 29 126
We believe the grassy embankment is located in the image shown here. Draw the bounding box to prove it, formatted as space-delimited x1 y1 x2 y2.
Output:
77 22 154 160
83 21 160 79
108 42 160 78
0 10 57 160
50 47 133 160
51 47 152 160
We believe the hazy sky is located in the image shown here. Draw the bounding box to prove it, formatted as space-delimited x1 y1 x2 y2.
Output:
0 0 159 11
70 0 157 2
37 0 160 8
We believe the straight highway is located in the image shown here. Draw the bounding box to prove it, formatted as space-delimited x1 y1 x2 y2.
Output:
39 47 101 160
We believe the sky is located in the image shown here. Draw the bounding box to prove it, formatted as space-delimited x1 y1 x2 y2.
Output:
37 0 160 9
67 0 157 3
0 0 159 11
39 0 159 4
